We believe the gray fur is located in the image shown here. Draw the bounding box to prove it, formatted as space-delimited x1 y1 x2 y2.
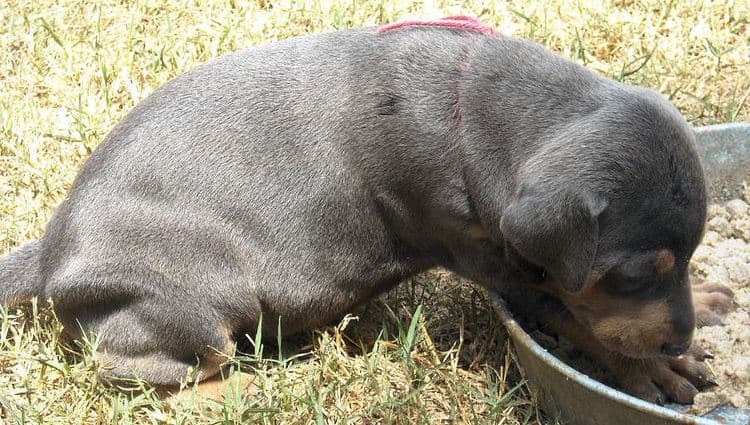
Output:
0 26 706 384
0 241 43 307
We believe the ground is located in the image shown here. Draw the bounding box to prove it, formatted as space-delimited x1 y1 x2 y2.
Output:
0 0 748 424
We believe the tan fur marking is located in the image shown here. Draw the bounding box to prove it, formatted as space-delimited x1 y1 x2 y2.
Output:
655 249 676 274
548 272 675 356
589 301 672 356
216 324 236 357
582 271 601 292
467 223 490 239
202 324 236 375
639 302 673 327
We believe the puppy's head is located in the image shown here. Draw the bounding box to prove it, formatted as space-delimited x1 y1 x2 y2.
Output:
500 87 706 358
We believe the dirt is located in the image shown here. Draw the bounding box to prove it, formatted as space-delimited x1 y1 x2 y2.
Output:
522 198 750 415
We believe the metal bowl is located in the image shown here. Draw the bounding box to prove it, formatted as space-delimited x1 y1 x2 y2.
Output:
490 123 750 425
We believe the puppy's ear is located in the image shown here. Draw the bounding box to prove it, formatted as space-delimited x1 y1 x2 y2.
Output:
500 189 606 292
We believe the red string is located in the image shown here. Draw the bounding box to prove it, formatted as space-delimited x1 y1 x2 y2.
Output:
377 15 496 36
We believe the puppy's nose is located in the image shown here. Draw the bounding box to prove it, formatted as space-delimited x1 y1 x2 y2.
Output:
661 340 691 356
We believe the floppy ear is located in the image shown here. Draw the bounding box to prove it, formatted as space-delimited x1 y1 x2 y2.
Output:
500 188 606 292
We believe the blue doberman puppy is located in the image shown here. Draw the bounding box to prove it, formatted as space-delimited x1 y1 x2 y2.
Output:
0 17 724 403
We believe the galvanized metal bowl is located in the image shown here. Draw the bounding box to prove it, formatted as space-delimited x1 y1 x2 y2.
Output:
490 123 750 425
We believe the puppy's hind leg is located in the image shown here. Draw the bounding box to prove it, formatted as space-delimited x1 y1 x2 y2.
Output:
83 298 235 388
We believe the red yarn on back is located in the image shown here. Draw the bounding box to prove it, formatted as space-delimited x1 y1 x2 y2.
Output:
377 15 496 36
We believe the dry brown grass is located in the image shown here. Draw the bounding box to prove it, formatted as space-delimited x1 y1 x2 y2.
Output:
1 0 748 423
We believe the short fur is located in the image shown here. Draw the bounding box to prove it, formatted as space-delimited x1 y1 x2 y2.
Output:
0 26 707 390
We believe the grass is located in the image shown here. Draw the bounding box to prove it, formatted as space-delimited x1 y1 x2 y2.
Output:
0 0 747 423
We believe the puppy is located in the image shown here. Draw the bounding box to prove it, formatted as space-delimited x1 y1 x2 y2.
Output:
0 18 712 401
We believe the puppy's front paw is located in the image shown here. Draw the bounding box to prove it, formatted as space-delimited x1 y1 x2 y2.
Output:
616 344 716 405
692 279 735 327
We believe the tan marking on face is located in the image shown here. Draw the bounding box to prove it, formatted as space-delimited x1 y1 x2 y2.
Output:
588 301 672 357
467 223 490 239
582 271 601 292
655 249 676 274
544 275 674 357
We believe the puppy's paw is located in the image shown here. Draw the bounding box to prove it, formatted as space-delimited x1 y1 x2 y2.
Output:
692 279 735 327
616 344 716 405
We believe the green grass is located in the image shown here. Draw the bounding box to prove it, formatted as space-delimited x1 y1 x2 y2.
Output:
0 0 748 423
